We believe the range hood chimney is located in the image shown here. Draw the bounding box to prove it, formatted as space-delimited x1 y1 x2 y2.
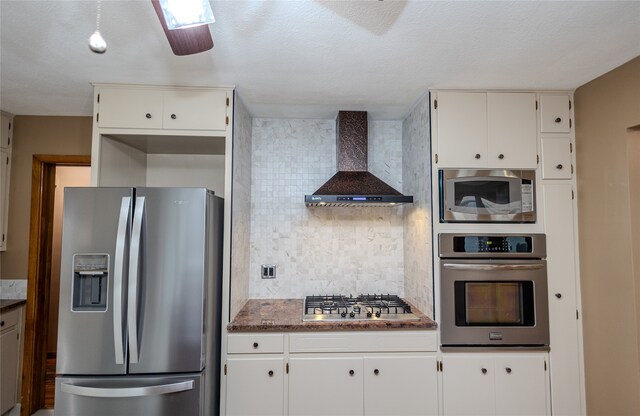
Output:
305 111 413 207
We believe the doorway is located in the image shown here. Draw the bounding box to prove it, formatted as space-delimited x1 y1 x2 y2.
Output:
21 156 90 416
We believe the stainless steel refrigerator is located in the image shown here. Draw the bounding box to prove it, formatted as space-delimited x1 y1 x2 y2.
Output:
55 187 223 416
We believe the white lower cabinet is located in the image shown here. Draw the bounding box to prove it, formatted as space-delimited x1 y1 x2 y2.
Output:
226 357 285 416
364 355 438 416
442 353 549 416
289 356 364 416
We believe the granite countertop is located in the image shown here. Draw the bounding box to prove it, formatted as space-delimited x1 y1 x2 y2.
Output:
0 299 27 313
228 299 437 332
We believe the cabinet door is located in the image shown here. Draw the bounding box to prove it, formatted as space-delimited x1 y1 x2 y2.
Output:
226 357 284 416
436 92 487 168
487 92 537 168
542 184 583 415
289 357 363 416
541 137 572 179
0 326 19 414
0 114 11 149
540 95 571 133
364 355 438 416
98 88 164 129
442 355 495 416
163 90 228 131
494 356 548 416
0 148 8 251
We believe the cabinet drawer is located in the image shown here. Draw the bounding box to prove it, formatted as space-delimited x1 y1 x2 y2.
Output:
290 331 437 353
227 334 284 354
0 307 20 332
540 95 571 133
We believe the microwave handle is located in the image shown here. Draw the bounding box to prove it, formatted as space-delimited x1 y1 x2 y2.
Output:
442 263 544 271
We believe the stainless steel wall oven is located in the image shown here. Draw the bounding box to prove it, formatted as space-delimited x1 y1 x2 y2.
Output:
439 233 549 348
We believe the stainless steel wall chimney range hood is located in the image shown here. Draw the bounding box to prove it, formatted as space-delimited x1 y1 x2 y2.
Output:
305 111 413 207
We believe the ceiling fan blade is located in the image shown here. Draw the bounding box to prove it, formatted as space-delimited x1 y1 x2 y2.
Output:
151 0 214 56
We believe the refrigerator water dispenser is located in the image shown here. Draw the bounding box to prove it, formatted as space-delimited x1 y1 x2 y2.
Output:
72 254 109 311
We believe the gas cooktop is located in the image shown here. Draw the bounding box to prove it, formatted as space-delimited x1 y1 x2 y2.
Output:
303 294 419 322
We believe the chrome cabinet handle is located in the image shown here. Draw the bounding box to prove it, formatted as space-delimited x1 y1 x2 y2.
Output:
349 370 355 376
506 367 512 374
555 293 562 299
268 370 274 377
481 368 488 374
145 113 152 119
253 342 259 349
475 153 481 159
556 164 563 170
555 117 562 123
374 369 379 375
170 114 177 120
498 154 504 160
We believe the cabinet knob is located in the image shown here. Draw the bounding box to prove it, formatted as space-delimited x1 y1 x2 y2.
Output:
145 113 152 119
374 369 379 375
268 370 274 377
171 114 177 120
349 370 355 376
555 117 562 123
555 293 562 299
481 368 488 374
475 153 481 159
556 164 563 170
498 154 504 160
253 342 259 349
505 367 512 374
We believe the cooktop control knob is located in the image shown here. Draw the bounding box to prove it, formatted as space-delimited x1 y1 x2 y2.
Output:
341 312 347 318
375 311 381 318
349 312 355 318
366 312 372 318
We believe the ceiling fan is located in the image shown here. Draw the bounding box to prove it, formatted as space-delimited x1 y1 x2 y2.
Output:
150 0 214 56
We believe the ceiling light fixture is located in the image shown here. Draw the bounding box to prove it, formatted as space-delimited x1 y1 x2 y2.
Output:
88 0 107 53
158 0 215 30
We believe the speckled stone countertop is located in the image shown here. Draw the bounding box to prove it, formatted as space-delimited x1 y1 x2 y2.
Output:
227 299 437 332
0 299 26 313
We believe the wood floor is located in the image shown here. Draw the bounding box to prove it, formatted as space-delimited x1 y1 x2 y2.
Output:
44 354 55 409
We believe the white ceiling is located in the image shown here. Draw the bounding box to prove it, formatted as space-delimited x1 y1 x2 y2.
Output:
1 1 639 120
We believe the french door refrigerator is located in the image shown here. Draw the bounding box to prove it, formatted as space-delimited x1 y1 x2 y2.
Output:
54 187 223 416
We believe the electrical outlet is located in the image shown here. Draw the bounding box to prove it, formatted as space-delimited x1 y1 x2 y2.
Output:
261 265 276 279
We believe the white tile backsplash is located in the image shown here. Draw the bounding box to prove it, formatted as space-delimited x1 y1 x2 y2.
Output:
249 118 405 299
0 279 27 299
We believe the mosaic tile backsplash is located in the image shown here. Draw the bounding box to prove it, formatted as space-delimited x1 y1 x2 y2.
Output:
249 118 405 299
0 279 27 299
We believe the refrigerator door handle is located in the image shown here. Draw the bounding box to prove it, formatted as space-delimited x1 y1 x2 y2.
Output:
127 196 145 364
113 196 131 365
60 380 194 398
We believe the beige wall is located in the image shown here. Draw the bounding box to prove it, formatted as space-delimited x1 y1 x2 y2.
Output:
575 56 640 415
0 116 92 280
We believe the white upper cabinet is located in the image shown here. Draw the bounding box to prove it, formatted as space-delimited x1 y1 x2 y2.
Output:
434 91 537 169
487 92 537 168
436 92 488 168
96 85 229 132
540 95 571 133
541 137 572 179
0 114 11 148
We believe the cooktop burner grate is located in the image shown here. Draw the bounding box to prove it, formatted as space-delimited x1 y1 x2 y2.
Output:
303 294 418 321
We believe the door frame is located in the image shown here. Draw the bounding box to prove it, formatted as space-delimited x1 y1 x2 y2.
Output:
21 155 90 416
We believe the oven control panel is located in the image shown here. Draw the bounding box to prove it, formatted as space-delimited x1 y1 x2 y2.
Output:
439 233 547 259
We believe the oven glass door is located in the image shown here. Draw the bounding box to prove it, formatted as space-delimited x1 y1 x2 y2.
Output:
455 281 535 326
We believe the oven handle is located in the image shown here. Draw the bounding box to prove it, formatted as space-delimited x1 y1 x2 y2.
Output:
442 263 544 271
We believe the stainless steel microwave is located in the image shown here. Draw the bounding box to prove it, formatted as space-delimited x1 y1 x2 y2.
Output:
439 169 536 223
